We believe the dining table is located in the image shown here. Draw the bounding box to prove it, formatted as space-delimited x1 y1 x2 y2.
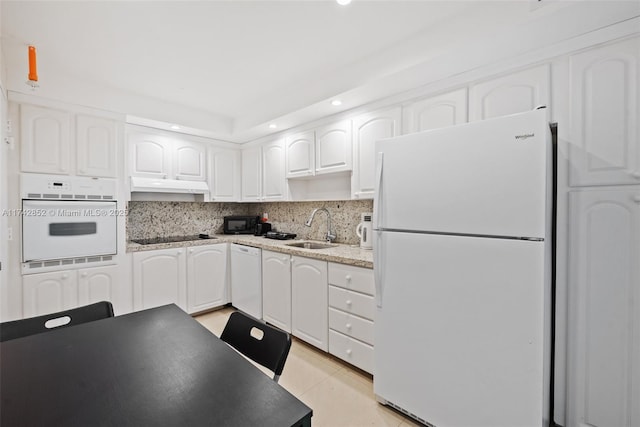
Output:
0 304 312 427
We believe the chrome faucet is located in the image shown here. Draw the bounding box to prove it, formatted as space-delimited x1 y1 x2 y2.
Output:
305 208 336 242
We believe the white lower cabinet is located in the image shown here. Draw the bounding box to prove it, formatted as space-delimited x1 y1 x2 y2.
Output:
133 248 187 312
567 188 640 427
187 244 229 314
291 256 328 351
133 243 229 314
262 250 292 333
23 270 79 317
327 262 375 373
23 265 120 317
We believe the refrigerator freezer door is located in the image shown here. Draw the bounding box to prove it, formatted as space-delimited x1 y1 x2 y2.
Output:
375 109 550 239
374 231 549 427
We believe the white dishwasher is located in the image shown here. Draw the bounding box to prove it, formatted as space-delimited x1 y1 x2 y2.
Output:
230 244 262 319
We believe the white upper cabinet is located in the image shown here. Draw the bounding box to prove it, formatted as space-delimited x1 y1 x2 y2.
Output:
129 131 206 181
286 121 352 178
262 139 287 201
21 104 71 175
208 147 241 202
174 140 206 181
469 64 550 121
76 115 118 178
351 106 402 199
568 36 640 187
21 104 118 177
286 130 315 178
315 120 352 175
241 145 262 202
129 132 171 179
402 88 468 134
242 140 287 202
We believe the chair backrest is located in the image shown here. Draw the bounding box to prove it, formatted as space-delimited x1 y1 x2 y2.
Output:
220 311 292 382
0 301 114 343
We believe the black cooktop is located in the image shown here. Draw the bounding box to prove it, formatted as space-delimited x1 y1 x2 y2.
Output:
264 231 297 240
132 234 215 245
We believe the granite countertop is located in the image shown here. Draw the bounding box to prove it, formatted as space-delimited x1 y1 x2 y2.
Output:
127 234 374 269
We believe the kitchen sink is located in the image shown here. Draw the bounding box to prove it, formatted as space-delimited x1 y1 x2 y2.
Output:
285 241 337 249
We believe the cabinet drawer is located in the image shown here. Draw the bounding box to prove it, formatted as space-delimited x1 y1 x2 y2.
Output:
329 308 374 346
329 329 374 374
328 263 374 296
329 285 375 320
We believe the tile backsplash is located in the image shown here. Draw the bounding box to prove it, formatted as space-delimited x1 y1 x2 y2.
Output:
127 200 373 246
246 200 373 245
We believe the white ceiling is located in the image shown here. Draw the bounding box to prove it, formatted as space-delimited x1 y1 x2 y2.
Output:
1 1 637 143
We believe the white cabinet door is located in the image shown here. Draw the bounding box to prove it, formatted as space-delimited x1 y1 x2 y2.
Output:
262 250 292 333
208 147 241 202
174 139 206 181
351 106 402 199
23 270 79 317
286 130 315 178
20 104 72 175
402 88 468 134
262 139 287 201
241 146 262 201
568 37 640 187
291 256 328 351
567 188 640 427
129 132 171 179
78 265 120 307
315 120 352 175
186 244 228 314
133 248 187 312
76 115 117 178
469 64 550 121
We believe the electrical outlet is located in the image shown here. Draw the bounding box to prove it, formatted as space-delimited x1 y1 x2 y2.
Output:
7 227 13 241
6 120 12 133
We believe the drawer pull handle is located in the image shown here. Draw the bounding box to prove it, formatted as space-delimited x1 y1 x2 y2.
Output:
346 323 352 329
346 349 352 356
345 275 352 282
346 300 352 306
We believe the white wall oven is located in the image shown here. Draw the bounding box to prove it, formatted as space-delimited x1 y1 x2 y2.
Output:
21 174 118 274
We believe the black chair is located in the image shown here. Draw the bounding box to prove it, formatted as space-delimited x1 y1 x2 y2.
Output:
0 301 114 343
220 311 292 382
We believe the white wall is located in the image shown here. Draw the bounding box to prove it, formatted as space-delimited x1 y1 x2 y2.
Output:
0 0 8 319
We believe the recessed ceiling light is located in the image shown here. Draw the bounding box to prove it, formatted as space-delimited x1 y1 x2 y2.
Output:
170 125 181 130
331 99 343 106
336 0 351 5
269 123 277 129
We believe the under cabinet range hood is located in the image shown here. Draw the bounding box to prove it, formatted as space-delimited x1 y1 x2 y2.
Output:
130 177 210 201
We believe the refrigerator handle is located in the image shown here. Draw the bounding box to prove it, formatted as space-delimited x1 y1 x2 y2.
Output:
374 230 383 307
373 152 384 231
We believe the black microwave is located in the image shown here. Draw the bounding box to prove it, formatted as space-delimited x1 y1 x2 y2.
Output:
223 216 260 234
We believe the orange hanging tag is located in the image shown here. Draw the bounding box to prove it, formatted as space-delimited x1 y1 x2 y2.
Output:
28 45 38 82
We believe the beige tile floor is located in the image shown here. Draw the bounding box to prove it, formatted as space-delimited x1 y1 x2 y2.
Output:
195 307 421 427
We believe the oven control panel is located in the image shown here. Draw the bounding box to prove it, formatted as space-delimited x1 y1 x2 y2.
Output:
21 173 117 200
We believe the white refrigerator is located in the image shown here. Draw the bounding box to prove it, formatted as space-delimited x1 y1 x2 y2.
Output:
373 109 553 427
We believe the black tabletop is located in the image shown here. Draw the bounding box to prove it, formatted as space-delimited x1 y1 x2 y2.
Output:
0 304 312 427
